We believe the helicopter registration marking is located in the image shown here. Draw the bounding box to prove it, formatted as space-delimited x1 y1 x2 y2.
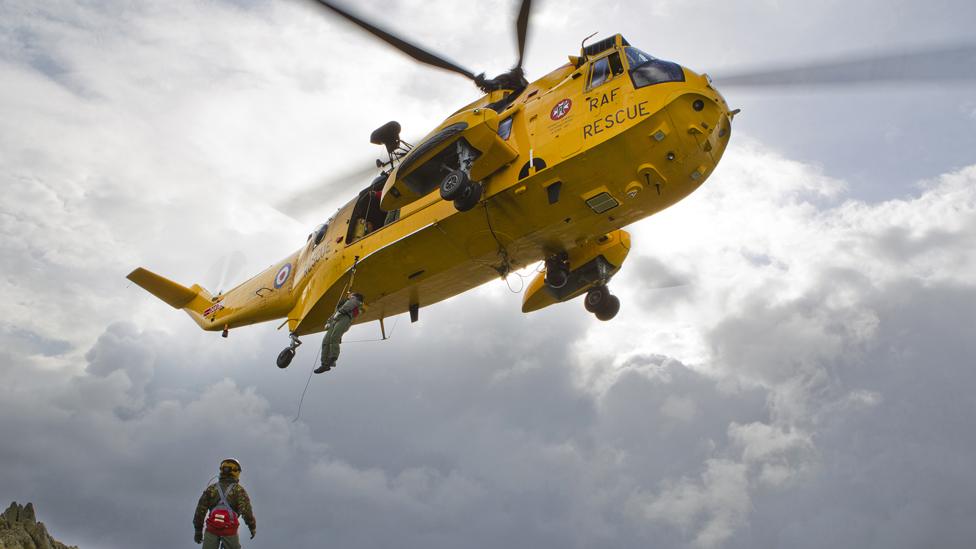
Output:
582 101 650 139
296 243 328 284
587 87 620 111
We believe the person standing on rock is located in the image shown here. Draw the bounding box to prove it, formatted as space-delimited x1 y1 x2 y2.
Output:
193 458 256 548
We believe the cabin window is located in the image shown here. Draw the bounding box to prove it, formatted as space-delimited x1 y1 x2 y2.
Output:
608 52 624 77
587 57 611 90
345 187 390 244
497 116 513 140
588 52 626 91
625 47 685 88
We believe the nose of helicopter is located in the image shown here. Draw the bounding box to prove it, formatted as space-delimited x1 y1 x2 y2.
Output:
633 63 734 203
684 66 733 117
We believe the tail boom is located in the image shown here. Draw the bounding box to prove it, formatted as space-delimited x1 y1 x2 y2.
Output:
127 267 217 330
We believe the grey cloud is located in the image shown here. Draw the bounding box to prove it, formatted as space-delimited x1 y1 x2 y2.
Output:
83 322 158 415
629 256 692 290
724 281 976 549
1 303 780 549
0 327 71 357
709 268 877 388
872 224 975 264
622 256 696 313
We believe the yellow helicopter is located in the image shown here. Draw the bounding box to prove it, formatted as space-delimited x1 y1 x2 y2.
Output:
127 0 967 368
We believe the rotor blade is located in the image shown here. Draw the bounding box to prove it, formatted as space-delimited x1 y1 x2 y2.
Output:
309 0 477 81
716 44 976 88
514 0 532 69
274 163 378 222
205 251 247 294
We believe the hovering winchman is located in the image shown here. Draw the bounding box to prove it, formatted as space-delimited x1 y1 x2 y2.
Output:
314 291 365 373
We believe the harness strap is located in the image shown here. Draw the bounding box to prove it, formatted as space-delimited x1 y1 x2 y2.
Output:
215 482 236 512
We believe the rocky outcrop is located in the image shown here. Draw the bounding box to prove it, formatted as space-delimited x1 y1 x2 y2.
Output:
0 502 78 549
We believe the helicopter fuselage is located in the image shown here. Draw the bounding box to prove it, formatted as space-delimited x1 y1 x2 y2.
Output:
128 34 733 338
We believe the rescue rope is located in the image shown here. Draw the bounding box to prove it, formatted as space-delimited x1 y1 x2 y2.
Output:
363 190 376 232
291 254 364 422
482 201 513 277
504 273 525 293
480 200 544 294
334 255 360 301
292 344 322 423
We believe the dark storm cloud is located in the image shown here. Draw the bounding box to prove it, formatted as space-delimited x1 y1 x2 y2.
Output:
0 312 777 549
724 280 976 549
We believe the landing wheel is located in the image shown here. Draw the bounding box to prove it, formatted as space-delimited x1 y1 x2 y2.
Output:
454 180 482 212
440 170 468 201
545 267 569 289
594 295 620 321
277 347 295 369
545 253 570 289
584 285 611 313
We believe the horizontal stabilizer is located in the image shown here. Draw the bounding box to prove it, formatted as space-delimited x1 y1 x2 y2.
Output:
127 267 197 309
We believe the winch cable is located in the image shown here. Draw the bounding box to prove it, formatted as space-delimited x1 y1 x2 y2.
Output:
292 344 323 423
292 259 353 424
482 200 512 276
483 200 533 294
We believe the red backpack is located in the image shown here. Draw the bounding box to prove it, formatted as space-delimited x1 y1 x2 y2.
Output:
205 482 240 536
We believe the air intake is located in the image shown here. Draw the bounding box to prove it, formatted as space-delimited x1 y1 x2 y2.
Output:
583 35 630 57
585 192 619 214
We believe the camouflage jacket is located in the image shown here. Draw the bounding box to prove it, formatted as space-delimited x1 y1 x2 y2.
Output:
193 478 256 534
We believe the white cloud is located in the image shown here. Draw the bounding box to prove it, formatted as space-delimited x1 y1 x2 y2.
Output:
640 459 750 549
3 1 976 548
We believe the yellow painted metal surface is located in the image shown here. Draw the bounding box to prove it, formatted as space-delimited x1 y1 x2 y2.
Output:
129 34 733 337
521 229 631 313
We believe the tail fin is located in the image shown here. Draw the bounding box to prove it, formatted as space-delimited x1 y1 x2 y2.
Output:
127 267 200 308
127 267 215 328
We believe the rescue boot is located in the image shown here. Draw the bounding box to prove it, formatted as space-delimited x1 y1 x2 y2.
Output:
314 360 334 374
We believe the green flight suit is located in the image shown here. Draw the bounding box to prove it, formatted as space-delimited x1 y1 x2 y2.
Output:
203 531 241 549
320 295 361 368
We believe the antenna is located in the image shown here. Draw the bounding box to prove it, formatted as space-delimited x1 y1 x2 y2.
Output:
580 32 599 60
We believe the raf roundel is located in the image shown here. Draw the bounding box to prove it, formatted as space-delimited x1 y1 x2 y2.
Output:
274 263 292 289
550 98 572 120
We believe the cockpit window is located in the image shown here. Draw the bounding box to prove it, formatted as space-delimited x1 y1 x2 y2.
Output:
312 223 328 246
625 47 685 88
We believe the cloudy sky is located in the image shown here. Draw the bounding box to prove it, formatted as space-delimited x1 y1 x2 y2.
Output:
2 0 975 548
